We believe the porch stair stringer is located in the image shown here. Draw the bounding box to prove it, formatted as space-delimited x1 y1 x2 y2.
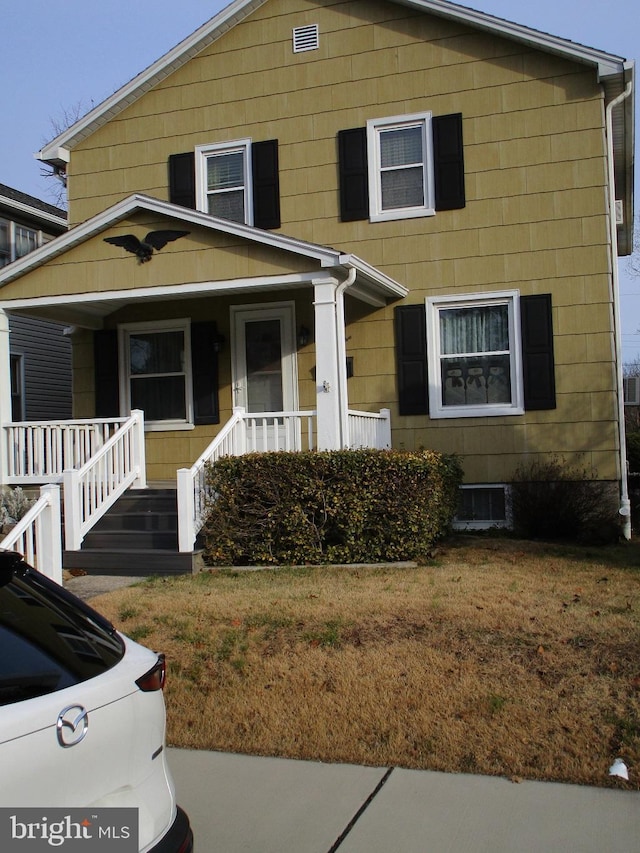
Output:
63 487 201 576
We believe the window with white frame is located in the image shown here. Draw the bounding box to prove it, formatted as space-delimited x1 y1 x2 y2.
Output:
15 226 38 259
0 219 41 266
426 291 524 418
195 140 252 224
120 320 192 427
367 112 434 222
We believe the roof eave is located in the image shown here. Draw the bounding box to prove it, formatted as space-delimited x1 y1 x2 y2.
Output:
37 0 631 167
37 0 268 165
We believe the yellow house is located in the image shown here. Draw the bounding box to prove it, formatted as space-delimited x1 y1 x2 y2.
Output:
0 0 634 570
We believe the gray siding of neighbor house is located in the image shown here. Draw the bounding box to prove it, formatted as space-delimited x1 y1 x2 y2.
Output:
10 316 72 420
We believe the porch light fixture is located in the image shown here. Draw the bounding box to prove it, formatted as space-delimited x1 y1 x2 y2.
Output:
298 325 310 347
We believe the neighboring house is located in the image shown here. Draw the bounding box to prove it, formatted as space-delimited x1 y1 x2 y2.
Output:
0 0 634 559
0 184 70 420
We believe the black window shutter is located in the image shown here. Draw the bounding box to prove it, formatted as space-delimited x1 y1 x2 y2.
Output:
432 113 465 211
94 329 120 417
191 322 220 425
338 128 369 222
395 305 429 416
520 294 556 410
169 152 196 209
252 140 281 230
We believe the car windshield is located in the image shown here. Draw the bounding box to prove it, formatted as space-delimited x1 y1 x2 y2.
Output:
0 562 125 705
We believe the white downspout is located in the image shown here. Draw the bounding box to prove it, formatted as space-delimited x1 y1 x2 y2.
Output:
605 80 633 538
336 266 357 447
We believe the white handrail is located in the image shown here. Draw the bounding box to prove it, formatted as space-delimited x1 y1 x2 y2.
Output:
0 484 62 584
177 407 317 552
63 410 146 551
2 417 129 485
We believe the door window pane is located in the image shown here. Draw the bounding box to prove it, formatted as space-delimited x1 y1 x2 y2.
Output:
245 319 283 413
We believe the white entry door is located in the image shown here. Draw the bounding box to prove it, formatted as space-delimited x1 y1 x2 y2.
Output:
231 303 298 446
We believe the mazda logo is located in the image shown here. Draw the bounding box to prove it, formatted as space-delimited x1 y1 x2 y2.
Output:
56 704 89 748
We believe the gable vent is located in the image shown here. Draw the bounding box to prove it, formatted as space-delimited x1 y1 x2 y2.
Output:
293 24 319 53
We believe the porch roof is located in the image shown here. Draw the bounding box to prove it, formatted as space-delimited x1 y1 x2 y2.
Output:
0 194 408 329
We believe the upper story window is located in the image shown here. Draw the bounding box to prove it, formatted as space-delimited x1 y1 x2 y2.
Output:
0 220 9 267
426 291 524 419
338 113 464 223
15 226 38 258
0 219 40 266
367 113 434 222
195 140 252 224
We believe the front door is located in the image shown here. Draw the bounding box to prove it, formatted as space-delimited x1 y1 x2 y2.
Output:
231 303 298 447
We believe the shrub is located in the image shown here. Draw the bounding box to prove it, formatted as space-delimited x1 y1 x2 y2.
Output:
0 487 34 527
202 449 463 566
509 457 620 543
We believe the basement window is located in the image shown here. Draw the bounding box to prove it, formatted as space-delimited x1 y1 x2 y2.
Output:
453 485 509 530
293 24 319 53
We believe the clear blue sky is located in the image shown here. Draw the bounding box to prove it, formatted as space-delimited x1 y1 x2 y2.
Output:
2 0 638 356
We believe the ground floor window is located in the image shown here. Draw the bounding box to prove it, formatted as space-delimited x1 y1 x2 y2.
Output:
120 320 192 427
453 485 509 529
426 291 523 418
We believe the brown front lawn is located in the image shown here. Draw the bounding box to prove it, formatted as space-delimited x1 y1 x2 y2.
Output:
92 536 640 788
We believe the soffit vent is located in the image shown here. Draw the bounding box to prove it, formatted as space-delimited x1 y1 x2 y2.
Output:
293 24 319 53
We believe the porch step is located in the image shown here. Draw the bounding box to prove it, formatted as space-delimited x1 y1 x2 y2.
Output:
63 487 195 576
63 548 197 576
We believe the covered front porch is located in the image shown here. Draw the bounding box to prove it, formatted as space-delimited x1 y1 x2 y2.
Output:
0 195 406 572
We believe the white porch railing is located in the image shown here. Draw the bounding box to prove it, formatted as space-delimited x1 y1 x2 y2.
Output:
0 484 62 584
177 406 317 553
348 408 391 449
3 417 130 485
63 411 146 551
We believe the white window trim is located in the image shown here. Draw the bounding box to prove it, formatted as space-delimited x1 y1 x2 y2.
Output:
195 139 253 225
118 318 194 431
426 290 524 419
366 112 435 223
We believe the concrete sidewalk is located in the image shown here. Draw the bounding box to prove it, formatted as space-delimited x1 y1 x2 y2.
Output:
167 748 640 853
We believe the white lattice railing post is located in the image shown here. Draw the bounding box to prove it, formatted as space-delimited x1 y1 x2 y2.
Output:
36 484 62 585
132 409 147 488
233 407 247 455
177 467 195 554
379 408 391 448
63 467 82 551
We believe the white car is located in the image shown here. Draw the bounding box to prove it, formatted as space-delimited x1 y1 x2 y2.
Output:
0 550 193 852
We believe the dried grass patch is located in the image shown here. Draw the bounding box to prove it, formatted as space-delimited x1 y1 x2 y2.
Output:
92 537 640 788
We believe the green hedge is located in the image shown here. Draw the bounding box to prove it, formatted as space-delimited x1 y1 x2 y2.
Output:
202 449 463 566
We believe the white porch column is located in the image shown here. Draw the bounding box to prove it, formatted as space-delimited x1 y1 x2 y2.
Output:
0 309 11 486
313 280 342 450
